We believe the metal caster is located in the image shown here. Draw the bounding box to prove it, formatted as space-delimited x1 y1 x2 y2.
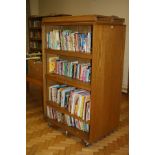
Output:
85 142 90 147
48 122 52 127
83 140 90 147
65 130 68 136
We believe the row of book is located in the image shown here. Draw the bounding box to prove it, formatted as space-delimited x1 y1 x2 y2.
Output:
46 29 92 53
30 31 41 39
30 42 41 49
30 20 41 28
49 57 91 82
49 85 91 121
47 106 89 132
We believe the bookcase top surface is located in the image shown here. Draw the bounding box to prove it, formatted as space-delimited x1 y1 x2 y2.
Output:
42 15 125 25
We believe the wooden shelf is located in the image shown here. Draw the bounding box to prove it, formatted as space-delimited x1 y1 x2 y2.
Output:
46 73 91 91
30 38 42 41
30 48 42 51
45 49 92 60
48 118 89 141
47 101 90 124
30 27 41 30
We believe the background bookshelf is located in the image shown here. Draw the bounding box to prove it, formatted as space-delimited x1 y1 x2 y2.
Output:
29 16 42 54
42 15 126 144
26 16 43 91
26 15 72 92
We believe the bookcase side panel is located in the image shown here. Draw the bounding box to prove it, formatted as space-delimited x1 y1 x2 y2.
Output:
90 24 126 142
42 24 47 116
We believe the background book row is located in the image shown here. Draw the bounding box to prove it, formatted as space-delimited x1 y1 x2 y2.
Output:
30 31 41 39
29 20 41 28
49 84 90 121
30 42 42 49
49 56 91 82
46 29 91 53
47 106 89 132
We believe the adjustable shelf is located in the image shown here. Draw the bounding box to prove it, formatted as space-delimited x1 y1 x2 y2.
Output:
45 49 92 60
47 101 90 124
46 74 91 91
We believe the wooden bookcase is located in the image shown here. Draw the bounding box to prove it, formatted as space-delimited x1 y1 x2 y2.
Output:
27 16 43 89
42 15 126 144
29 16 42 54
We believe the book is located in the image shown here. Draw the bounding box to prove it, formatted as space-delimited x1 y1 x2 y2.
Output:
60 87 75 107
47 30 91 53
48 84 60 101
49 56 59 73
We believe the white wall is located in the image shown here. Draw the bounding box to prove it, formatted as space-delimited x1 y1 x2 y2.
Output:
30 0 39 15
38 0 129 92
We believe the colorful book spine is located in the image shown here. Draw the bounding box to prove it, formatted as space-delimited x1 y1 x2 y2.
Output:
47 106 89 132
48 57 91 82
46 30 92 53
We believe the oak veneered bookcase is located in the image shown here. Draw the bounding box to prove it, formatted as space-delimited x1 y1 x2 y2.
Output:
42 15 126 145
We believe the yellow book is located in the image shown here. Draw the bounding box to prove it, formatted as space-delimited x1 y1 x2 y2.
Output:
78 95 85 118
49 56 59 73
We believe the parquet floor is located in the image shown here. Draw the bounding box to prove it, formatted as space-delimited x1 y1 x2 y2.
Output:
26 86 129 155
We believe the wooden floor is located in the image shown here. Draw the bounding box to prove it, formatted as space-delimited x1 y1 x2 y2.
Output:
26 86 129 155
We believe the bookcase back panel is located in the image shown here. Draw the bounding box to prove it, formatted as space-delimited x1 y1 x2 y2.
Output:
90 24 126 142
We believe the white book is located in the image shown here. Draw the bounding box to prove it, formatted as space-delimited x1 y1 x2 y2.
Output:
70 89 86 114
48 85 59 101
60 87 75 107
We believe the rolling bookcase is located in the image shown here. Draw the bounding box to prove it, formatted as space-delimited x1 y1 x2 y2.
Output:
42 15 126 145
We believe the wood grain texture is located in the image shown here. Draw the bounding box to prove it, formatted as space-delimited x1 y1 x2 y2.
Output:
45 49 92 60
27 60 43 81
42 25 47 116
26 87 128 155
26 76 42 87
42 15 124 25
46 74 91 91
90 24 126 142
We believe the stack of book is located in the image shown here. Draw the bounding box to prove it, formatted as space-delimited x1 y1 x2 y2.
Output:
30 41 41 49
46 29 91 53
47 106 89 132
68 89 90 121
49 84 91 121
30 31 41 39
49 57 91 82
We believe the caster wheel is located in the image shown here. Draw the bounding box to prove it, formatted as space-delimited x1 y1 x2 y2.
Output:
83 140 90 147
65 130 68 136
48 122 52 127
85 142 90 147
